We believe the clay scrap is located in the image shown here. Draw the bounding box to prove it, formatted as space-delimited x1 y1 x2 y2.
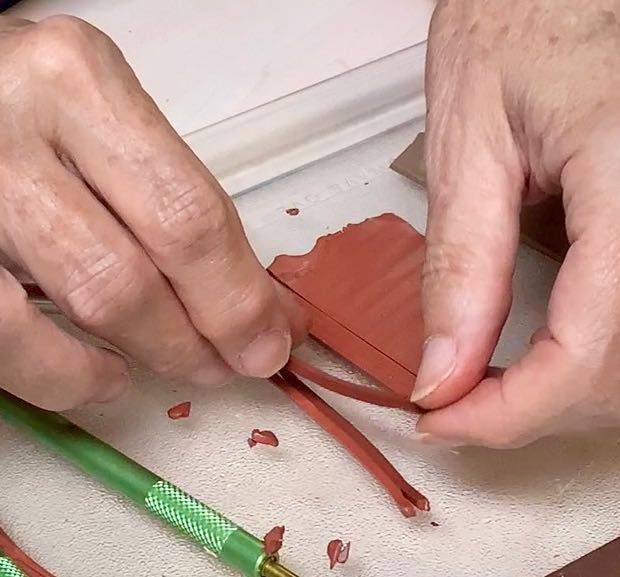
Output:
167 401 191 420
248 429 279 448
391 131 569 263
326 539 351 570
263 525 285 556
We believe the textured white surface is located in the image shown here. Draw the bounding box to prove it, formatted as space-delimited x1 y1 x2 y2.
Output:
2 123 620 577
8 0 434 135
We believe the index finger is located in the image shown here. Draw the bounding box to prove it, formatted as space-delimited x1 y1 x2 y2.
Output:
47 20 302 377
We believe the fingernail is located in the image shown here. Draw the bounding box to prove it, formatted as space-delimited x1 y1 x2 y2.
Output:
410 335 457 402
239 329 292 377
190 362 234 388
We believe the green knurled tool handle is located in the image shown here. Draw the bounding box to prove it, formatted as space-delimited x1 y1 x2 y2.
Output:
0 554 27 577
0 390 297 577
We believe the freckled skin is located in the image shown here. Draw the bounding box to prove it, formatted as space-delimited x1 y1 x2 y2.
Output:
0 15 307 411
415 0 620 448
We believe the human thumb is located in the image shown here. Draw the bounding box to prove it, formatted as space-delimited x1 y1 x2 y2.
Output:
411 117 524 409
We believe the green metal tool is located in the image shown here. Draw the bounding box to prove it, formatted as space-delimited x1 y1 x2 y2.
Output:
0 390 299 577
0 554 27 577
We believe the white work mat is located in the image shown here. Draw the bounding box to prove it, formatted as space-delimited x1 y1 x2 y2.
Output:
1 122 619 577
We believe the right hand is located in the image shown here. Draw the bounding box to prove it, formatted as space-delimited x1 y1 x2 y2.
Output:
0 15 306 411
413 0 620 448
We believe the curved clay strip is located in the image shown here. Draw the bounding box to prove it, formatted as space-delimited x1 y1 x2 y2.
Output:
271 370 429 516
286 356 419 411
0 528 56 577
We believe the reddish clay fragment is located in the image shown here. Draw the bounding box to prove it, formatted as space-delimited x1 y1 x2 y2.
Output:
327 539 351 570
167 401 191 420
248 429 279 447
271 370 429 517
0 527 57 577
285 207 300 216
263 525 285 556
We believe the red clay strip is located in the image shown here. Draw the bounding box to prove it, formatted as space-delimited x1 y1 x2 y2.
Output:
286 356 419 411
0 528 56 577
271 370 429 517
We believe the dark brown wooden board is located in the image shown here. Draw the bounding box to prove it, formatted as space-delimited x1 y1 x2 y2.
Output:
545 537 620 577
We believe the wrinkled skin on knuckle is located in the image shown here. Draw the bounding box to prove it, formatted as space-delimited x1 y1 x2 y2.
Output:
9 15 124 130
422 240 479 290
150 187 234 263
24 17 102 78
207 280 275 341
429 0 620 187
59 246 149 331
146 333 210 380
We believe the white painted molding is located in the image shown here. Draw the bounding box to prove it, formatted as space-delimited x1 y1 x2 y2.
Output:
183 42 427 196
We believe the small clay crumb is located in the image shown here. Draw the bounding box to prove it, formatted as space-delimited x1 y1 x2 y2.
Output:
263 525 285 556
430 521 440 527
285 207 300 216
327 539 351 569
248 429 279 447
364 181 369 185
167 401 192 420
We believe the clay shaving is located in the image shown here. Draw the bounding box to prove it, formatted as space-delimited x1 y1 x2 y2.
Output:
248 429 279 448
327 539 351 569
167 401 191 420
263 525 285 556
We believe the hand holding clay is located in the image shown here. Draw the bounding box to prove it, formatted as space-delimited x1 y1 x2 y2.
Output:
0 16 305 410
414 0 620 447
